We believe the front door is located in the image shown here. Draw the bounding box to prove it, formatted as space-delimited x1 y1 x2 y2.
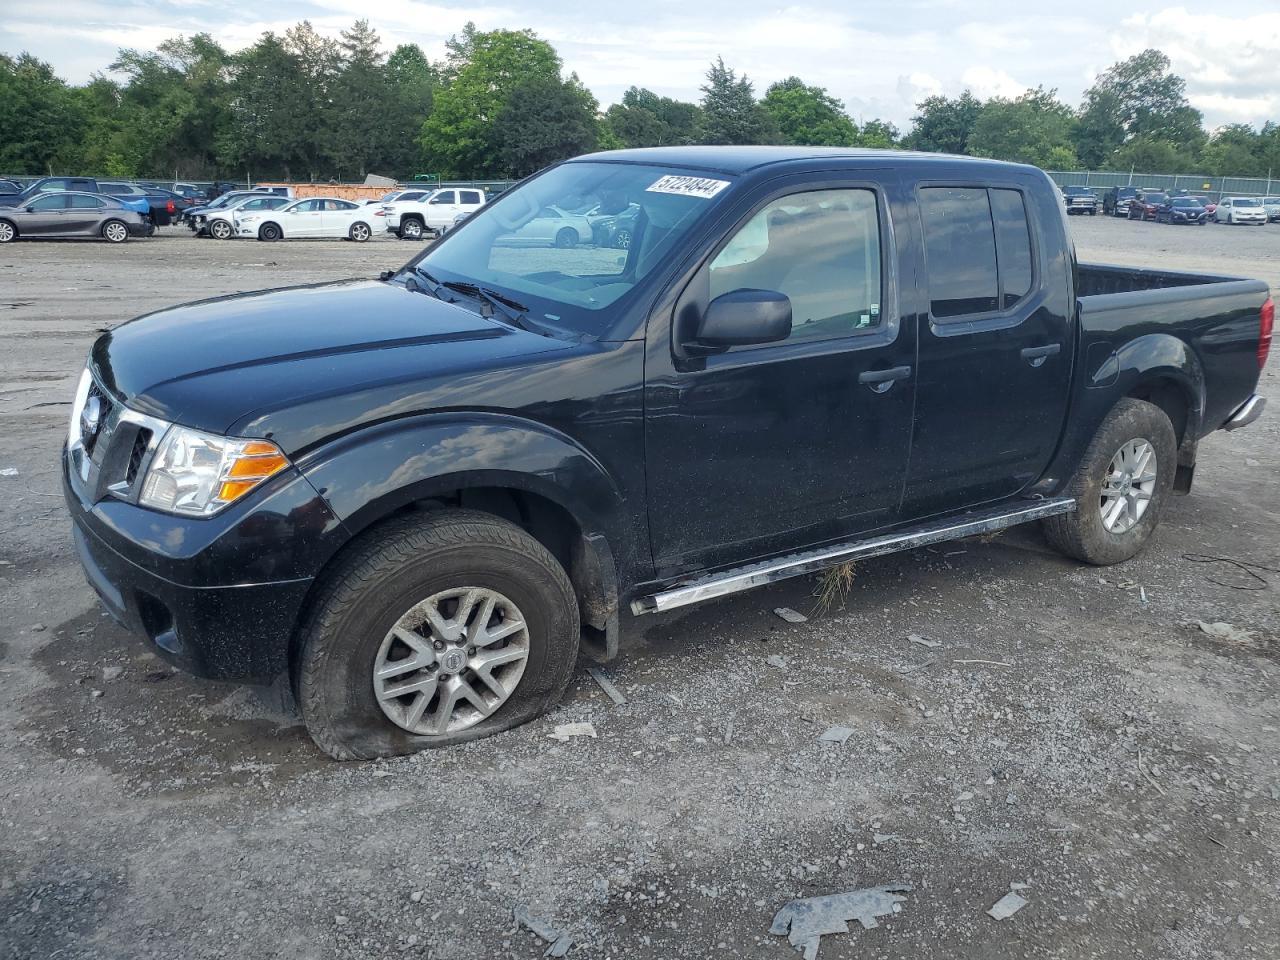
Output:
286 199 324 237
902 181 1072 518
645 176 916 574
427 190 459 228
21 194 70 235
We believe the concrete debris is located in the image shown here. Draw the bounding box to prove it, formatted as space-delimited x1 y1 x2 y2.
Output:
586 667 627 706
547 722 596 742
101 666 123 681
873 833 899 844
774 607 808 623
770 884 912 959
1196 621 1254 644
818 726 855 744
986 892 1028 921
514 905 574 956
766 655 789 671
907 633 942 648
0 467 18 477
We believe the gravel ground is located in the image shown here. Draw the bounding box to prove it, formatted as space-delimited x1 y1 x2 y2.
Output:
1 218 1278 960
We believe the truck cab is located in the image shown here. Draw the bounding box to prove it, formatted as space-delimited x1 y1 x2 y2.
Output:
63 148 1271 759
383 187 487 240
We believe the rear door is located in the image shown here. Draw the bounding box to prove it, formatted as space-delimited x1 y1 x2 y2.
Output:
66 194 108 234
319 199 359 235
902 180 1071 518
644 173 917 572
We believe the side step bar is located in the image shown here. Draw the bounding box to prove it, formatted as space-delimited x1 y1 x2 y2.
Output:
631 497 1076 615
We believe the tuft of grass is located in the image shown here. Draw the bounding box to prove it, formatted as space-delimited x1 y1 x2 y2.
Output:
813 561 857 613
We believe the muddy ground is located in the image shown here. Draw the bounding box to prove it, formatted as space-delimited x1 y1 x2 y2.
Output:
1 216 1278 959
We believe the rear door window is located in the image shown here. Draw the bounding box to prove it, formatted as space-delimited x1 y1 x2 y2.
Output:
69 194 104 209
921 186 1036 318
460 191 483 204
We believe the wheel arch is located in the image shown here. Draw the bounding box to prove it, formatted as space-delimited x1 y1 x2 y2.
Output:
294 414 628 663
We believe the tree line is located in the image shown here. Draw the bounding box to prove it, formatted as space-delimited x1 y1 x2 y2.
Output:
2 22 1278 182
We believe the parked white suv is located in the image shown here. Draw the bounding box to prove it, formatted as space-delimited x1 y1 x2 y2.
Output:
1214 196 1267 225
384 188 486 240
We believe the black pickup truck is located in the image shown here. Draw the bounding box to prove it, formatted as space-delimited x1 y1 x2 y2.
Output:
63 148 1271 759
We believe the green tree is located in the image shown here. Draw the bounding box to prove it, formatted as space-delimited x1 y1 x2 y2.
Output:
497 73 599 176
603 87 700 148
698 57 779 145
1076 49 1205 166
385 44 437 174
904 91 983 154
1199 124 1265 177
856 119 899 148
218 32 308 179
420 25 562 178
968 87 1077 168
283 21 339 179
760 77 857 146
0 53 89 173
1103 136 1196 174
324 20 395 179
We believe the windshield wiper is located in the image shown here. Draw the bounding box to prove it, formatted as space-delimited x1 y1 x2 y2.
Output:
439 280 538 332
404 265 455 303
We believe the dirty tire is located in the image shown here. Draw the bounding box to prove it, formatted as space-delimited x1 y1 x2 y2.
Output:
294 509 580 760
1043 398 1177 566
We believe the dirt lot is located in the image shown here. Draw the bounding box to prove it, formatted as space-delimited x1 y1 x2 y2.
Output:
1 218 1278 960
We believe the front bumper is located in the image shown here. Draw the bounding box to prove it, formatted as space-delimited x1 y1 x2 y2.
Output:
63 443 346 682
1223 394 1266 432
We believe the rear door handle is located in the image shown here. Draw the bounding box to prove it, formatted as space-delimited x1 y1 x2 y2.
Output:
1020 343 1061 367
858 365 912 393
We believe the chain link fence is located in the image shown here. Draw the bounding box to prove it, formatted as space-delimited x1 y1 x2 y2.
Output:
1046 170 1279 202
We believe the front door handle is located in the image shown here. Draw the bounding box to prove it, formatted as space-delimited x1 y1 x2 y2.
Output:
1020 343 1061 367
858 365 912 393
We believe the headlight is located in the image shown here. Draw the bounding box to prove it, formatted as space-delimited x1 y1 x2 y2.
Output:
139 425 290 517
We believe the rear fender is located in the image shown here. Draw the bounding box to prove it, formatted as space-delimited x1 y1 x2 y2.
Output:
1037 333 1204 495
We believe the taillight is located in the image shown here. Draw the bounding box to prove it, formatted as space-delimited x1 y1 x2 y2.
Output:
1260 298 1274 370
167 199 175 214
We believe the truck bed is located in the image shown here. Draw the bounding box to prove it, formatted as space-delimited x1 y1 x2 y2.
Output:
1077 262 1253 297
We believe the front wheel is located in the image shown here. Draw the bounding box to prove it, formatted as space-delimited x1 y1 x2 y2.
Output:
209 219 233 240
0 220 16 243
294 509 580 760
1043 398 1177 566
101 220 129 244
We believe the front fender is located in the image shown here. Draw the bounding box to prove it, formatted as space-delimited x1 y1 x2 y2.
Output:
297 412 630 552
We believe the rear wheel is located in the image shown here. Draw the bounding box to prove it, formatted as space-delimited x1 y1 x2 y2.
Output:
1043 399 1177 566
0 220 16 243
209 219 232 240
259 222 282 241
349 222 371 242
101 220 129 244
294 509 580 760
399 218 424 240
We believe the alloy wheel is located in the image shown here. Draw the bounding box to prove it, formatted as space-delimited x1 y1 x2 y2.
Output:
103 222 128 243
372 586 530 736
1099 438 1157 534
0 221 14 243
210 220 231 239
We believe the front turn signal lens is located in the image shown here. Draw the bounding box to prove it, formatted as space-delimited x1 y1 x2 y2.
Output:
138 426 291 517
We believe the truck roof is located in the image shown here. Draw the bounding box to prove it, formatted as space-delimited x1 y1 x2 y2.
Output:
572 145 1032 177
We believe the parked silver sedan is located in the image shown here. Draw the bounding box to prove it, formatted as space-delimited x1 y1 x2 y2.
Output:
0 192 151 243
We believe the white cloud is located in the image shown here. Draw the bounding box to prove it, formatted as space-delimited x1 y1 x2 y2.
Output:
960 66 1024 100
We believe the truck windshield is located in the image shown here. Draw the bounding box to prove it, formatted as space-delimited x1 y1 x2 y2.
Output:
413 162 733 335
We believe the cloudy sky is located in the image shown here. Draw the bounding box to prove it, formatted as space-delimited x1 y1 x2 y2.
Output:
3 1 1278 131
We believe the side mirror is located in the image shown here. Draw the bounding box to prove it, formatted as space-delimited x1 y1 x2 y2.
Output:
693 289 792 347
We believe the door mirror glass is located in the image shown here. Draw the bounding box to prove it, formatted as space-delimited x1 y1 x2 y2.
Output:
694 289 792 347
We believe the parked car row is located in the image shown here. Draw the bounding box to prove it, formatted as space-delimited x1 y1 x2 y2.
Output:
0 191 152 243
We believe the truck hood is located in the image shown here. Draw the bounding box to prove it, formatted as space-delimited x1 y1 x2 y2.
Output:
91 279 571 445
